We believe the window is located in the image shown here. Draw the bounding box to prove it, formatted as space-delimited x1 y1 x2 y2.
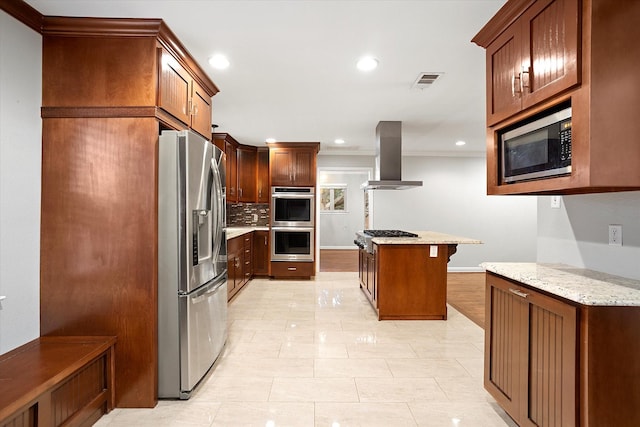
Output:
320 185 347 212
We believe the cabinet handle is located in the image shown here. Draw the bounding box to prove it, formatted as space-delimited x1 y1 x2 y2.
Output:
509 288 529 298
264 236 267 246
512 73 522 96
239 188 243 197
287 267 297 271
521 66 530 92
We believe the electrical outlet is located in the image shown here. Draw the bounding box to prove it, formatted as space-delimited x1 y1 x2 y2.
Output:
550 196 561 209
608 224 623 246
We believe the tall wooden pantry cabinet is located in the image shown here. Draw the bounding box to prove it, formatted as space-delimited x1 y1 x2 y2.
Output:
39 17 218 408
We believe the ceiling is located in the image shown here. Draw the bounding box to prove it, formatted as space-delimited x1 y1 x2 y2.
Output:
25 0 505 156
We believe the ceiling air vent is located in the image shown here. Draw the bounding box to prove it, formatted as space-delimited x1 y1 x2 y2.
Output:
412 72 443 89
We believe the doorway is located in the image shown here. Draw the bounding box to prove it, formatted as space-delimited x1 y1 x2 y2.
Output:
316 168 371 271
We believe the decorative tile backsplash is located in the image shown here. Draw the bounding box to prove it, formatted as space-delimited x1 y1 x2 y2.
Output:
227 203 270 227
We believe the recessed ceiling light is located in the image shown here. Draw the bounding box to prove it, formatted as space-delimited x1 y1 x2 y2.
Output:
356 56 378 72
265 138 277 144
334 139 345 145
455 140 466 146
208 54 230 70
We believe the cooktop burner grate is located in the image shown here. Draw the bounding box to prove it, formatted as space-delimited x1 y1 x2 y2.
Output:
363 230 418 238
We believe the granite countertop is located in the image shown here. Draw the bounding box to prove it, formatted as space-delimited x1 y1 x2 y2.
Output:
372 231 482 245
227 226 269 240
481 262 640 306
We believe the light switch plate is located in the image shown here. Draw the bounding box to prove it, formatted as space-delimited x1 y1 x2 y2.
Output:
429 245 438 258
551 196 561 209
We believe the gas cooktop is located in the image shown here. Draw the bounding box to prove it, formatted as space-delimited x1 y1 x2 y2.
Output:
362 230 418 238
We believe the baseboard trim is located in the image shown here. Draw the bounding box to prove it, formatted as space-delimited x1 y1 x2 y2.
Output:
320 246 357 250
447 267 485 273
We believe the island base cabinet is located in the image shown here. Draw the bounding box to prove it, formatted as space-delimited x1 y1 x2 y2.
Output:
374 244 449 321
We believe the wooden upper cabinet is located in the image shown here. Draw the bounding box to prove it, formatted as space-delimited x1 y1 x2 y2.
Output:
158 48 191 125
237 146 257 202
41 17 218 136
256 148 269 203
474 0 640 194
213 133 239 203
158 47 214 138
484 0 579 126
191 81 213 138
269 144 320 187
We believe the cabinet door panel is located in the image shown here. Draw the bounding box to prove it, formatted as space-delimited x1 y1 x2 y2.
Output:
521 0 580 110
270 150 293 186
525 290 576 427
486 25 522 126
190 81 212 138
237 148 257 202
256 149 269 203
158 49 191 125
253 231 269 275
226 143 237 202
485 282 525 419
293 150 314 186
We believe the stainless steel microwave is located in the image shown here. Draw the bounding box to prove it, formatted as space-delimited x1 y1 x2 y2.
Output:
501 106 572 183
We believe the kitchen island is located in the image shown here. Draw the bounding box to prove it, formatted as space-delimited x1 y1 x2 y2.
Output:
357 231 481 320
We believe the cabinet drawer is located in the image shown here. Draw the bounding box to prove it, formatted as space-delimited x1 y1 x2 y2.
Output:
227 236 243 253
270 262 314 277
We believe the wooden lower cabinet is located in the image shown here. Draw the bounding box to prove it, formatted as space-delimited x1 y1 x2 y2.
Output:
227 236 244 301
227 231 269 300
358 249 377 307
485 272 640 427
0 336 116 427
270 261 314 278
358 244 451 320
485 273 576 426
253 230 269 276
242 234 253 284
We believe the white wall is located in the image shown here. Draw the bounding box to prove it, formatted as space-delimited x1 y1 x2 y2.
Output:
318 170 369 248
537 192 640 280
320 154 538 270
0 11 42 354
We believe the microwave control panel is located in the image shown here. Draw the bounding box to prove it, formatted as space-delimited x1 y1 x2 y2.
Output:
559 119 572 162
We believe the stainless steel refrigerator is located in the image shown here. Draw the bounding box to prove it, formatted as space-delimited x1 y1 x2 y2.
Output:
158 129 227 399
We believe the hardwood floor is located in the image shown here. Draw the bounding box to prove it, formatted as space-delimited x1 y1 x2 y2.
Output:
319 249 359 272
447 272 486 329
319 250 486 328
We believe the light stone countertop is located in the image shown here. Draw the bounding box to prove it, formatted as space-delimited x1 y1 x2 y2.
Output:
226 226 269 240
481 262 640 306
371 231 482 245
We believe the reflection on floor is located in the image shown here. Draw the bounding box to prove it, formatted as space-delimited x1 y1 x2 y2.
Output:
95 272 517 427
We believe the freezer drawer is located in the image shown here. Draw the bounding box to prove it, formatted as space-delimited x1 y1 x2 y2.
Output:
180 277 228 395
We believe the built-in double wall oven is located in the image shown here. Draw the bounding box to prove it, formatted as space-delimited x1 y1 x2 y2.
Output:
271 187 314 262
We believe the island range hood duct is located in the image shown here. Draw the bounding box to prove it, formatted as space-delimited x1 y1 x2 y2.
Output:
362 121 423 190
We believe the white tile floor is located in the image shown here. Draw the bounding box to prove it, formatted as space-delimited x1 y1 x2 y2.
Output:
95 272 517 427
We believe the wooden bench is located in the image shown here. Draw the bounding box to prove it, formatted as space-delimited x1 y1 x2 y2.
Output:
0 336 116 427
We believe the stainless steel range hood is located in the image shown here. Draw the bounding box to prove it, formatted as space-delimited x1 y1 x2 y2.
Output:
362 121 423 190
